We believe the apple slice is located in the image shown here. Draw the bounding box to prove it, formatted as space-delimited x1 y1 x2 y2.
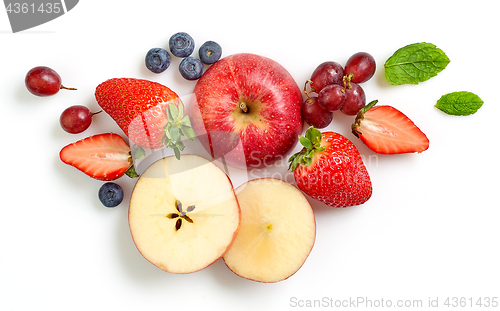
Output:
223 178 316 283
129 154 240 274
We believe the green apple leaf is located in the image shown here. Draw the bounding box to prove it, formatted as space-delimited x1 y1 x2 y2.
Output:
384 42 450 85
435 91 483 116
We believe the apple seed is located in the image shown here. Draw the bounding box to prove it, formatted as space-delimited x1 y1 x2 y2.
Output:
170 199 196 230
175 218 182 231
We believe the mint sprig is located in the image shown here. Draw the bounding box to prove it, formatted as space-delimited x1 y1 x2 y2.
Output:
435 91 483 116
288 127 325 171
384 42 450 85
163 102 195 159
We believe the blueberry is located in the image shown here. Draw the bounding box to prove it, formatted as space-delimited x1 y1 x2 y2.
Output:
169 32 195 58
98 182 124 208
145 48 170 73
179 57 203 80
198 41 222 65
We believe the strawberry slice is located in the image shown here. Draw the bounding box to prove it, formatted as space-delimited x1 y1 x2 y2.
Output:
351 100 429 154
60 133 133 181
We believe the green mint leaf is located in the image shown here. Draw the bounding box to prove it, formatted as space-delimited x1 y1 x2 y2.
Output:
435 91 483 116
384 42 450 85
299 136 313 150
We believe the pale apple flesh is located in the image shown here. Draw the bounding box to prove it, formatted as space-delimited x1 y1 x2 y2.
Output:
189 53 303 169
129 155 240 274
223 178 316 283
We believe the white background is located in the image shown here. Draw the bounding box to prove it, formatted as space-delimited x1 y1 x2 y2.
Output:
1 0 499 310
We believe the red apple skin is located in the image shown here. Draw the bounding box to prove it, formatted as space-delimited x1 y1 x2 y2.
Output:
189 53 303 169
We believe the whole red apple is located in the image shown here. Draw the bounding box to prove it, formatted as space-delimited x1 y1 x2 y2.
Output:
189 53 303 169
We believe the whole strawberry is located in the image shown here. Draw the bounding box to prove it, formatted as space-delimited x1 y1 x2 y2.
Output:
289 127 372 207
95 78 194 158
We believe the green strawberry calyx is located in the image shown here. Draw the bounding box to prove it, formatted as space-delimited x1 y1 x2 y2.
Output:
351 99 378 138
163 102 196 160
288 126 325 171
125 164 139 178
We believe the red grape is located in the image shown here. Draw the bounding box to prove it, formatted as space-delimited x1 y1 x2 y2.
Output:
60 105 101 134
310 61 344 93
318 84 346 111
301 96 333 129
344 52 376 84
340 82 366 115
25 66 76 97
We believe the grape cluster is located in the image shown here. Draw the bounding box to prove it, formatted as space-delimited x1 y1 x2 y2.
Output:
301 52 376 128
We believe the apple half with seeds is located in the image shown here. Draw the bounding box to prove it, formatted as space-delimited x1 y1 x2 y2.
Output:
129 154 240 274
223 178 316 282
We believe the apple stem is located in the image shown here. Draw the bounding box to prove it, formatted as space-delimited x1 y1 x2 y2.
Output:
239 102 248 113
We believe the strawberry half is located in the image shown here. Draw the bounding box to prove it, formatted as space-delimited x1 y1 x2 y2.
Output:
95 78 194 158
289 127 372 208
351 100 430 154
60 133 133 181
